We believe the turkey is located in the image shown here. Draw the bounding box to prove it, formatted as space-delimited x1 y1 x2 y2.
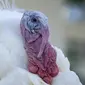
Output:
0 0 82 85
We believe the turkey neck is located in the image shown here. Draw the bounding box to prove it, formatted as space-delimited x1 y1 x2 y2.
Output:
25 34 43 59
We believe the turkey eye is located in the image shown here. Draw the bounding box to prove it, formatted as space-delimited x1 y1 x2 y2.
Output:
31 18 37 23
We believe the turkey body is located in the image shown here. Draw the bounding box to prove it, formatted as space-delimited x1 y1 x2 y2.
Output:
0 10 27 71
0 10 82 85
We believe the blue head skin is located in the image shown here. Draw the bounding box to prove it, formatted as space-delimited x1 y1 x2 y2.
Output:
21 11 48 34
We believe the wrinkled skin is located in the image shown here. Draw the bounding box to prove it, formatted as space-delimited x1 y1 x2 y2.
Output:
20 11 59 84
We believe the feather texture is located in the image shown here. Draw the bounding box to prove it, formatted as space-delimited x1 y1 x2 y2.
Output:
53 46 70 72
52 71 82 85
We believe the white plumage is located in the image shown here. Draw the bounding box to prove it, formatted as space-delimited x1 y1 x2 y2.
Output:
52 71 82 85
0 0 82 85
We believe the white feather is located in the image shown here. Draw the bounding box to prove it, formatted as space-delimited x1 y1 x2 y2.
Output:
52 71 82 85
52 46 82 85
0 68 49 85
53 46 70 72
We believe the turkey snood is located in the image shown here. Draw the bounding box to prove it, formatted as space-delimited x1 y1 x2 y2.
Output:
20 11 59 84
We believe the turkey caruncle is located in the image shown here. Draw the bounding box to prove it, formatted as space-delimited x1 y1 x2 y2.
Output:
0 0 83 85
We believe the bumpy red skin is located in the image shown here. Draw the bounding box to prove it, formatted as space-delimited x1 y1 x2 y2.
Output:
20 24 59 84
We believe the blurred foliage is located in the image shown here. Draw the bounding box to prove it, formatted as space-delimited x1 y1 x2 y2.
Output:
65 0 85 5
66 39 85 85
66 40 79 62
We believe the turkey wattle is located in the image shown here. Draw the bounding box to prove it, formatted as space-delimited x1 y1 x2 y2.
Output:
20 11 59 84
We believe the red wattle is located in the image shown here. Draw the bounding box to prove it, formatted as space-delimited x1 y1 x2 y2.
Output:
20 24 59 84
